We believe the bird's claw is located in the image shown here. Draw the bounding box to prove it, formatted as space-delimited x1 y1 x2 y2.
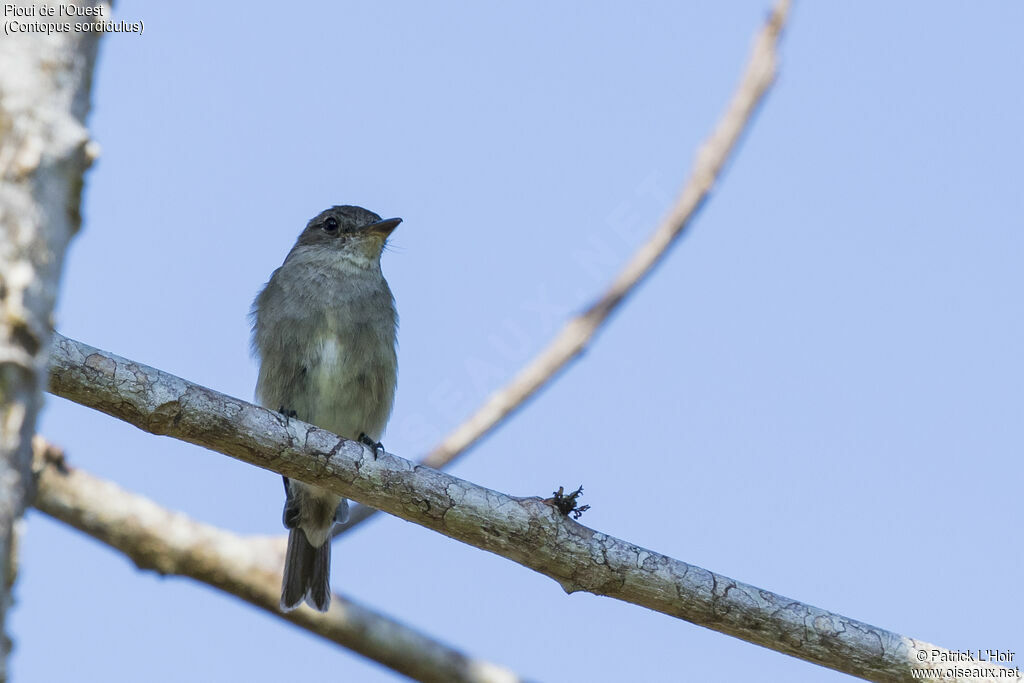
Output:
358 433 385 460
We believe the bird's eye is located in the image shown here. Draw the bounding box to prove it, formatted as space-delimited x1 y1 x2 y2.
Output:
323 217 339 233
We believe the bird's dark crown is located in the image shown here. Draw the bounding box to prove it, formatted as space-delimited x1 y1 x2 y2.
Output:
293 205 399 252
306 205 383 233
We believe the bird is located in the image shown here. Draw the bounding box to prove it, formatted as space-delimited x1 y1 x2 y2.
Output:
250 205 400 611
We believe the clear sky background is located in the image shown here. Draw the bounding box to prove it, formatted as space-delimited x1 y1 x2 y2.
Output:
10 1 1022 681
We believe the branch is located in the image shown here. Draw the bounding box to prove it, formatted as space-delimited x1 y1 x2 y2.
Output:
336 0 790 535
0 1 105 672
47 334 1011 682
30 438 526 683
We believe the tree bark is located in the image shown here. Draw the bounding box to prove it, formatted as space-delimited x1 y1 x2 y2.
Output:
0 2 104 674
46 333 1011 683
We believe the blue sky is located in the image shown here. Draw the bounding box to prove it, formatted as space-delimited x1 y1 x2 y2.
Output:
12 2 1023 681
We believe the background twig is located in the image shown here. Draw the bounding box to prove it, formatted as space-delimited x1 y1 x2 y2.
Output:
31 438 526 683
336 0 791 535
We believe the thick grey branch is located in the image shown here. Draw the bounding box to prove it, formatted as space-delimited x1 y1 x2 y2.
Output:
31 439 524 683
0 1 105 673
46 334 1008 683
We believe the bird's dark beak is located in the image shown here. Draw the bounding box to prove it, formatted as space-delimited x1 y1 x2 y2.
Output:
363 217 402 237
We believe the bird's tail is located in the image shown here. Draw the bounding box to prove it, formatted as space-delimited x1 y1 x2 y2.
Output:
280 529 331 612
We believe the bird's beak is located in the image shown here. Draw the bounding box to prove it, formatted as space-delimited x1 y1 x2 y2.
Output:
363 217 402 237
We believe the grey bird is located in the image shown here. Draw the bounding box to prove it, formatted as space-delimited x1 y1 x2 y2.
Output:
250 205 400 612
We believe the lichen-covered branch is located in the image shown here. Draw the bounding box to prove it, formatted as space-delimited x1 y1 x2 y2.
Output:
31 438 525 683
0 1 105 673
46 334 1008 683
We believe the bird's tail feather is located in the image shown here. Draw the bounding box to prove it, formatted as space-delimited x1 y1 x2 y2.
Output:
280 528 331 612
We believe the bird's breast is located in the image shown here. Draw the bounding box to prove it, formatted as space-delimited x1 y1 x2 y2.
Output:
304 311 397 441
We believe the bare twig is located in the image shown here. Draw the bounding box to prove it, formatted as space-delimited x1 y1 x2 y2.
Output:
336 0 790 535
0 1 105 671
46 334 1010 683
31 438 525 683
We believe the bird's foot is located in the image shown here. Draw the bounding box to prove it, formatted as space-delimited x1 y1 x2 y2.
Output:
358 433 385 460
